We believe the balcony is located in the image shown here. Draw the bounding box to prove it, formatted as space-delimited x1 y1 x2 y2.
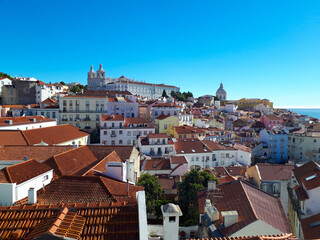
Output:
84 118 91 121
61 118 68 121
111 134 117 137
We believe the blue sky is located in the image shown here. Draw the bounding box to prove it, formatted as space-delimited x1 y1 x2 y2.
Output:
1 0 320 108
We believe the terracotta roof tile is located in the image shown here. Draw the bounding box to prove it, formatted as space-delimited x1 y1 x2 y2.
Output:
187 233 297 240
0 159 52 184
301 213 320 240
0 131 28 146
0 116 55 127
87 145 136 162
170 156 187 164
148 133 168 138
293 161 320 190
101 114 124 121
44 146 98 177
0 203 140 240
0 145 73 161
256 163 295 181
124 117 151 127
153 103 181 108
174 138 211 154
143 158 171 170
21 124 89 145
198 180 291 236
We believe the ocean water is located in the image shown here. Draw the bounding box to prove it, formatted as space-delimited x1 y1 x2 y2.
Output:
287 108 320 120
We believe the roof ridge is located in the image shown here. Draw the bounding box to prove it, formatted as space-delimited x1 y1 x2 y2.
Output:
239 181 259 221
20 130 31 145
98 176 118 202
53 145 86 158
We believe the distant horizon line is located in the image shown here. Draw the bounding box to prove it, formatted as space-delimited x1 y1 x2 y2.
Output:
275 107 320 109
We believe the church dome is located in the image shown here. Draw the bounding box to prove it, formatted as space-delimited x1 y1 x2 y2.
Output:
216 83 226 95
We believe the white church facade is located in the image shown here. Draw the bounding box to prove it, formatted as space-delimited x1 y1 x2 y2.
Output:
216 83 227 101
87 64 180 100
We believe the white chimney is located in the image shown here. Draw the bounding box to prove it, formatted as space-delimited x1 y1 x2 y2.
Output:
208 180 216 191
28 188 37 204
204 199 219 221
221 210 238 227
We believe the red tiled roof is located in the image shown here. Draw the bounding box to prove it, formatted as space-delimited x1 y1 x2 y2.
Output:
0 145 73 161
157 176 175 190
0 116 55 127
0 131 28 146
301 213 320 240
40 98 57 104
294 185 309 201
0 203 140 240
170 156 187 164
213 166 247 177
153 102 182 108
21 124 89 145
44 146 98 176
293 161 320 190
256 163 295 181
174 139 211 154
26 207 85 240
187 233 297 240
87 145 136 162
263 115 282 121
143 158 171 170
173 125 206 134
101 114 124 121
0 159 52 184
202 140 236 151
124 117 151 127
148 133 168 138
155 114 172 120
198 181 291 236
107 97 133 103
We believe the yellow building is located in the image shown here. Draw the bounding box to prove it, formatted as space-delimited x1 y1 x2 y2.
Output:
237 98 273 109
155 115 179 134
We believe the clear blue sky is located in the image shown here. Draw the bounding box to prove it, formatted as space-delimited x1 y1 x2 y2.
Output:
1 0 320 108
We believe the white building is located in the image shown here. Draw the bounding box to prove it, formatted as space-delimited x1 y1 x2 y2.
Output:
35 81 66 103
87 64 180 99
0 116 56 130
0 77 12 96
151 102 182 119
0 160 53 206
29 98 60 123
100 114 155 146
174 139 251 170
138 133 176 157
178 113 194 126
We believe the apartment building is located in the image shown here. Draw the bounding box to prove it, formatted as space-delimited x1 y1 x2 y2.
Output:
59 93 138 130
100 114 155 145
288 129 320 163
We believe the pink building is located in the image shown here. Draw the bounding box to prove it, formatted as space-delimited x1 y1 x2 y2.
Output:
260 114 283 130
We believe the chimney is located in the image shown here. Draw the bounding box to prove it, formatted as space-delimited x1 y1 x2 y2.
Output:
28 188 37 204
204 199 219 221
207 180 216 191
221 210 238 227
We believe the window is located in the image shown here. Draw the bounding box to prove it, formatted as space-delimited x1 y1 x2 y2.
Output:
127 140 131 145
119 140 123 144
169 216 175 222
273 183 280 194
164 124 168 130
119 130 123 135
96 115 100 121
262 183 268 192
128 131 131 136
76 123 80 127
104 131 107 135
52 112 56 118
42 175 49 181
63 100 67 106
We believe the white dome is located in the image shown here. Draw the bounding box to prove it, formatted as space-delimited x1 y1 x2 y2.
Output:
216 83 226 95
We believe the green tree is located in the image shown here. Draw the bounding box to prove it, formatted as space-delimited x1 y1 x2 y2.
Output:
178 168 218 225
155 197 169 219
60 81 66 85
162 89 168 98
170 91 193 101
0 72 13 80
137 173 162 214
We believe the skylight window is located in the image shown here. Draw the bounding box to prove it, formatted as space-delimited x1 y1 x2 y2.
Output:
305 174 317 181
181 150 185 153
204 149 207 152
192 150 195 152
309 220 320 228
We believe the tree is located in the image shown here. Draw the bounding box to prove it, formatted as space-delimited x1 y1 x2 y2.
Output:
137 173 162 214
171 91 193 101
162 89 168 98
0 72 13 80
70 85 82 93
60 81 66 85
178 168 218 225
